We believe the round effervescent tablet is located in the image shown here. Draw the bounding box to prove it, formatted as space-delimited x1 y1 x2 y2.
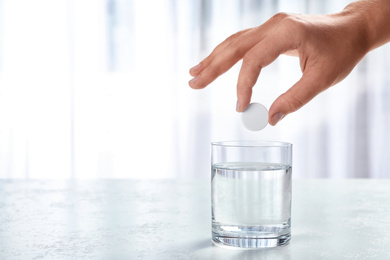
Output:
241 103 268 131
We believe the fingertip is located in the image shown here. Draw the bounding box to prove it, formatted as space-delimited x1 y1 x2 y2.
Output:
189 75 206 89
189 75 199 85
188 80 196 89
268 97 286 125
189 64 201 77
188 81 194 88
236 99 250 113
269 111 285 126
236 85 252 112
188 81 198 89
189 70 197 77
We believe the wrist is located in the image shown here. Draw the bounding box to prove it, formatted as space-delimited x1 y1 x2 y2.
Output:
342 0 390 51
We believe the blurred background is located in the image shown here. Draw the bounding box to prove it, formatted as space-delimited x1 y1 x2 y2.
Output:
0 0 389 179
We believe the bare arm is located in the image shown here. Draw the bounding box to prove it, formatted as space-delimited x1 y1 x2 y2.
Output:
189 0 390 125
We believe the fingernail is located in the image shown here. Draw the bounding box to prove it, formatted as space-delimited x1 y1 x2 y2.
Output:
272 112 285 125
189 75 199 85
190 64 201 72
236 100 240 112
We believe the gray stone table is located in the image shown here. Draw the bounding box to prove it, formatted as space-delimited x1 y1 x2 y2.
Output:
1 179 390 259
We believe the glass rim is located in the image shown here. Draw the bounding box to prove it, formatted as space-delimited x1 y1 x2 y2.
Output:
211 141 292 148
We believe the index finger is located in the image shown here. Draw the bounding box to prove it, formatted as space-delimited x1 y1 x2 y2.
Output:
189 13 291 90
236 28 299 112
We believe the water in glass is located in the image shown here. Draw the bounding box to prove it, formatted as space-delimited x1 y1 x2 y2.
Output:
211 162 292 248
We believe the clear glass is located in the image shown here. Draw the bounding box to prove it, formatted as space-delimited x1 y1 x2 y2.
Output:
211 141 292 248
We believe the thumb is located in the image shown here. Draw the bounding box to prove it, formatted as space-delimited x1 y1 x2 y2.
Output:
268 72 326 125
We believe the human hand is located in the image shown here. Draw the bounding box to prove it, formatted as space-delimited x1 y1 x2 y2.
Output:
189 0 390 125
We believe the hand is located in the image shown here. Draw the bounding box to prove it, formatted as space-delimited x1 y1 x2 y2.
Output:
188 0 390 125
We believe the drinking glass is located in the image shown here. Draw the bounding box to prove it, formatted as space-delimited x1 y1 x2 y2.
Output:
211 141 292 248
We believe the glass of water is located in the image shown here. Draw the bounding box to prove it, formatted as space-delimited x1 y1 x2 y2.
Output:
211 141 292 248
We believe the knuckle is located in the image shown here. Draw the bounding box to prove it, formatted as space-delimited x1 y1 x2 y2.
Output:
277 15 307 43
279 15 305 32
226 30 243 42
204 65 219 80
211 43 223 55
226 42 244 60
242 51 258 66
206 59 227 80
271 12 289 21
210 33 245 62
215 29 247 53
209 56 226 74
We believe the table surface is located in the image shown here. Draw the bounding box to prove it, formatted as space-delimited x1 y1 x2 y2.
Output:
1 179 390 260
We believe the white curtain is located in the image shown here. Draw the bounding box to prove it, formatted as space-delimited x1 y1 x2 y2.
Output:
0 0 389 179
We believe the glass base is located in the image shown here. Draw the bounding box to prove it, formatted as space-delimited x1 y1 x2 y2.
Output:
212 222 291 249
212 234 291 249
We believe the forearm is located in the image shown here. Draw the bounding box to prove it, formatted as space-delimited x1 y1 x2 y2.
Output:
343 0 390 51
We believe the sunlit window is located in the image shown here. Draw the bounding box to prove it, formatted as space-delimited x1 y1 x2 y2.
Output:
0 0 389 179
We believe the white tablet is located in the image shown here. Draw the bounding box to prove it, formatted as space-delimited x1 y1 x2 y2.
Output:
241 103 268 131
